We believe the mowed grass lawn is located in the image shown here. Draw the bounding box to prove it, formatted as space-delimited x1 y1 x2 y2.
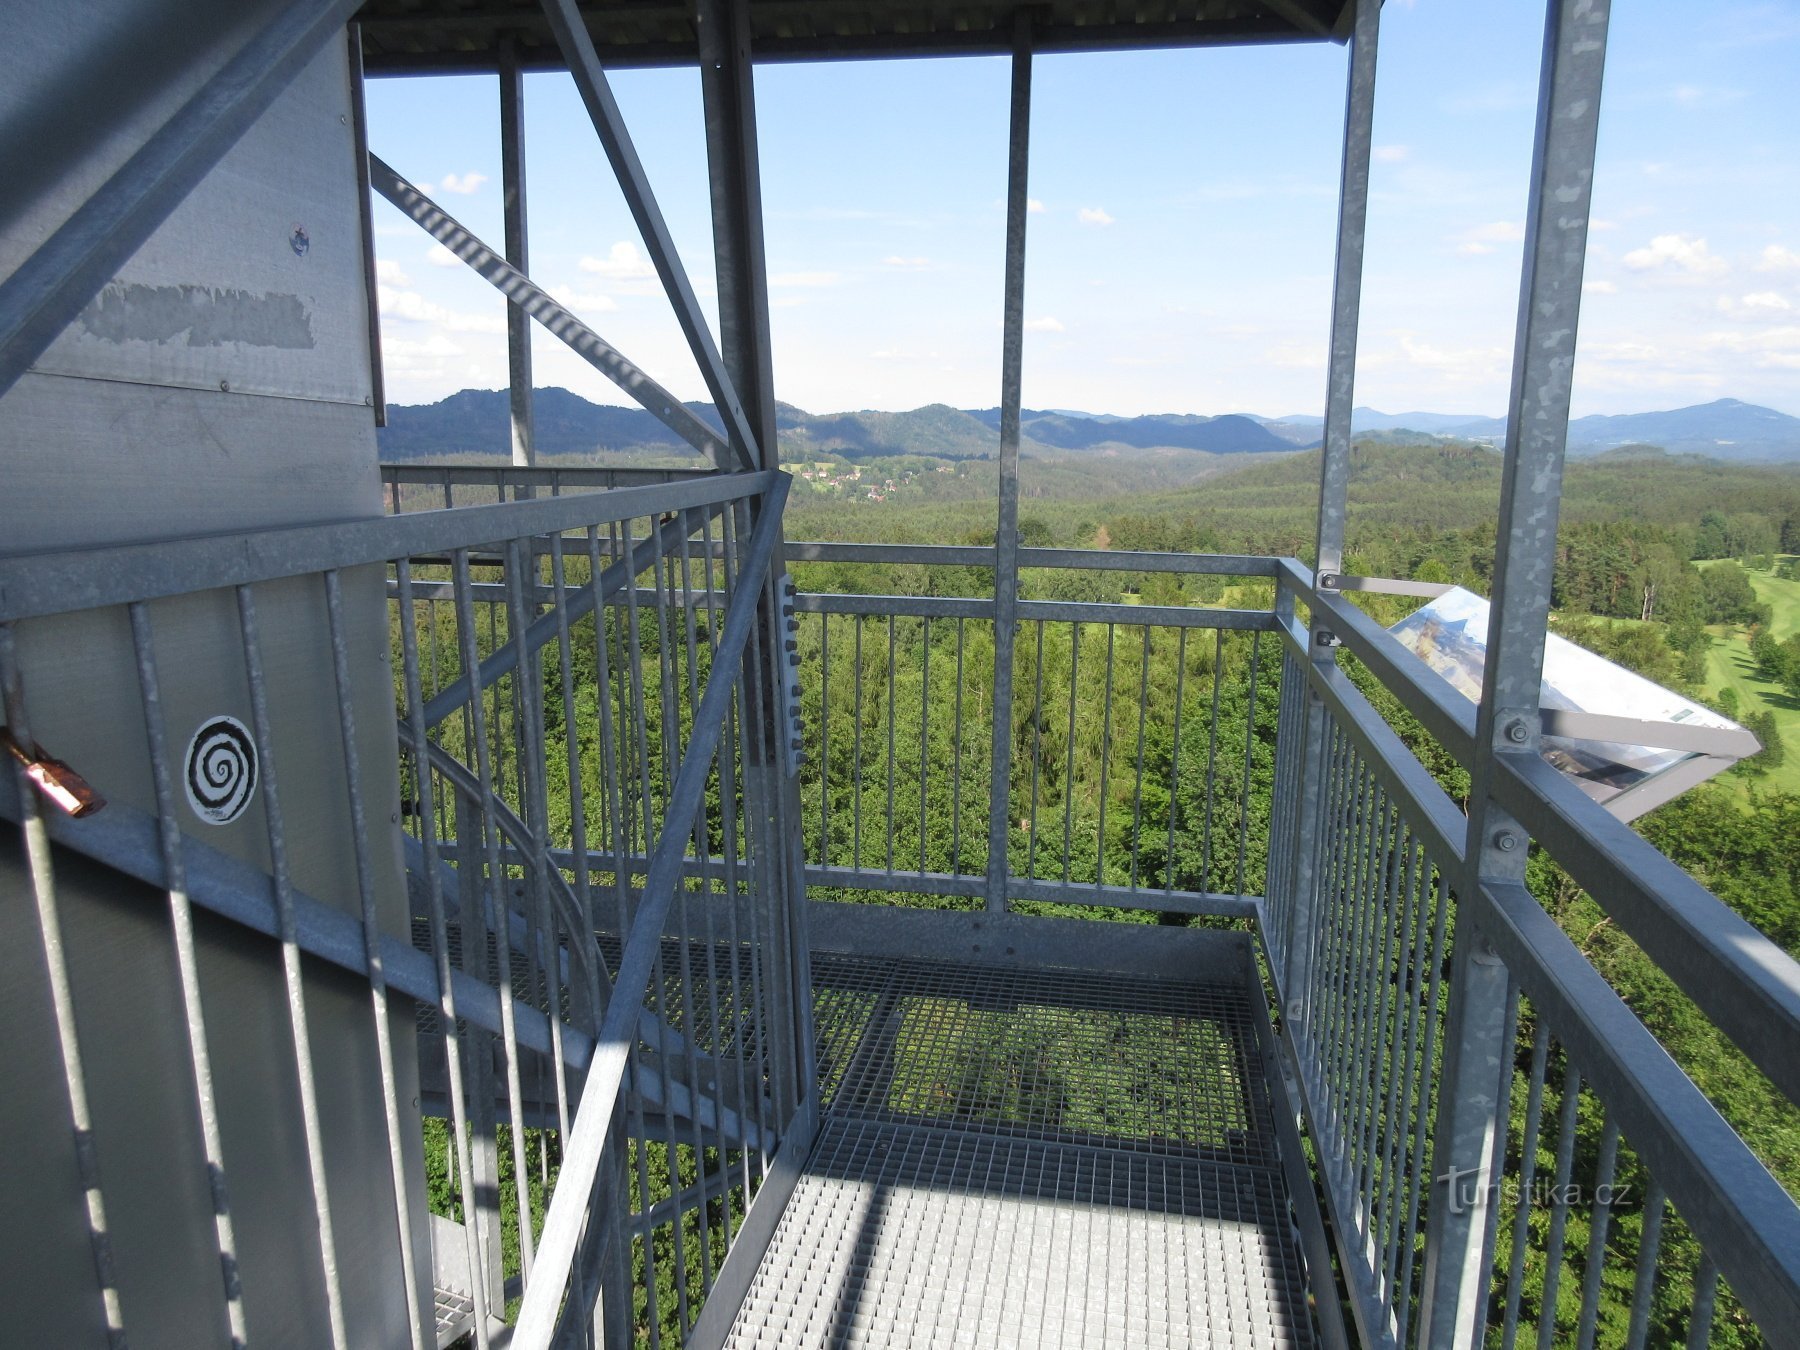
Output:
1705 556 1800 795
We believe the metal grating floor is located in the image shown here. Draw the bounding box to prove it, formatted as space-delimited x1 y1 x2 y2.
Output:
719 955 1318 1349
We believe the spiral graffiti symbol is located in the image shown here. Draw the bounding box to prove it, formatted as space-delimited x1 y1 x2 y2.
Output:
184 716 257 826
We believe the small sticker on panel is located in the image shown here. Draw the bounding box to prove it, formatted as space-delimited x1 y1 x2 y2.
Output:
184 716 258 825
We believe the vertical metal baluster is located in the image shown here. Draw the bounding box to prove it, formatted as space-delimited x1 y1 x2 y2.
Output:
852 616 863 871
127 603 249 1349
672 514 718 1299
1165 628 1188 893
1379 831 1425 1307
641 525 692 1335
589 528 658 1338
1027 620 1045 880
1128 625 1149 890
1320 754 1366 1150
1235 630 1263 898
920 616 932 873
233 589 351 1350
1097 625 1116 884
450 552 537 1284
1353 788 1399 1211
622 522 657 881
1686 1256 1720 1350
551 536 598 1012
0 629 131 1350
716 507 768 1186
1535 1060 1584 1350
1199 628 1225 891
951 617 966 873
322 570 427 1350
395 560 494 1349
885 613 896 874
695 509 744 1248
1501 1020 1553 1349
1393 864 1451 1349
819 611 830 864
731 495 783 1158
1063 622 1080 886
1623 1183 1666 1350
501 544 573 1169
1574 1116 1621 1349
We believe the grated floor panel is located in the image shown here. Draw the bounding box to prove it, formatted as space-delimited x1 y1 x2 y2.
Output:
719 954 1317 1349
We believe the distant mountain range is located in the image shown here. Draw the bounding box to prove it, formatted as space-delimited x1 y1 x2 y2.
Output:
1261 398 1800 461
378 389 1800 465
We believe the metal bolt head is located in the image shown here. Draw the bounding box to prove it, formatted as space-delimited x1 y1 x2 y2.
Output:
1493 831 1519 853
1505 720 1529 744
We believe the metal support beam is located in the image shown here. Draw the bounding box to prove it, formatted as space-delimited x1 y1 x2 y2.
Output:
348 23 388 426
500 36 536 470
0 0 363 400
1420 3 1611 1345
1285 0 1377 1058
1310 0 1378 579
537 0 762 470
368 153 733 466
984 14 1032 913
700 0 778 466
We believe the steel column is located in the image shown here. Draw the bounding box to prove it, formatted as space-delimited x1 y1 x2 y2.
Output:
1420 3 1610 1345
500 36 536 470
1310 0 1378 583
1288 0 1377 1022
700 0 778 467
984 15 1033 912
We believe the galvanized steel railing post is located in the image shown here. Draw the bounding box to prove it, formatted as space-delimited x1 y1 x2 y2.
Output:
984 14 1032 913
1420 2 1610 1344
1286 0 1377 1025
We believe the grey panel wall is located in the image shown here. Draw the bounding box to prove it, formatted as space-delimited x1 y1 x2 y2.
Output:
0 29 429 1350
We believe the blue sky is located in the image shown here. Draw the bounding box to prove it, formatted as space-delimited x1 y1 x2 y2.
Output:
364 0 1800 419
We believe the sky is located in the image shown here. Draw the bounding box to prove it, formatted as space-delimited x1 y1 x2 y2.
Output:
363 0 1800 420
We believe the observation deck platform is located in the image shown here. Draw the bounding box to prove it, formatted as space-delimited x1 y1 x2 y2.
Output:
709 913 1332 1349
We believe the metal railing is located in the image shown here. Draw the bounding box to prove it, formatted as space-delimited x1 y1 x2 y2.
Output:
786 540 1281 919
1266 562 1800 1350
1 467 810 1350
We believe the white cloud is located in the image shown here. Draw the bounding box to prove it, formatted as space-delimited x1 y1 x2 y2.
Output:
1700 324 1800 368
546 284 621 314
1455 220 1525 256
1742 291 1794 312
425 243 462 268
770 271 841 288
438 171 488 195
1372 145 1409 163
579 241 655 280
1265 342 1325 369
882 256 932 270
1024 316 1065 333
1077 207 1115 226
377 285 506 334
1622 233 1726 275
1028 198 1046 214
1583 279 1618 294
1757 244 1800 273
376 258 412 287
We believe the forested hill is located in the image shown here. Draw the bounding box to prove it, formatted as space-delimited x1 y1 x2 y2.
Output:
378 388 1300 461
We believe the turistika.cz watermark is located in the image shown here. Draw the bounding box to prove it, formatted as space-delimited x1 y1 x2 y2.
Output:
1439 1163 1633 1216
